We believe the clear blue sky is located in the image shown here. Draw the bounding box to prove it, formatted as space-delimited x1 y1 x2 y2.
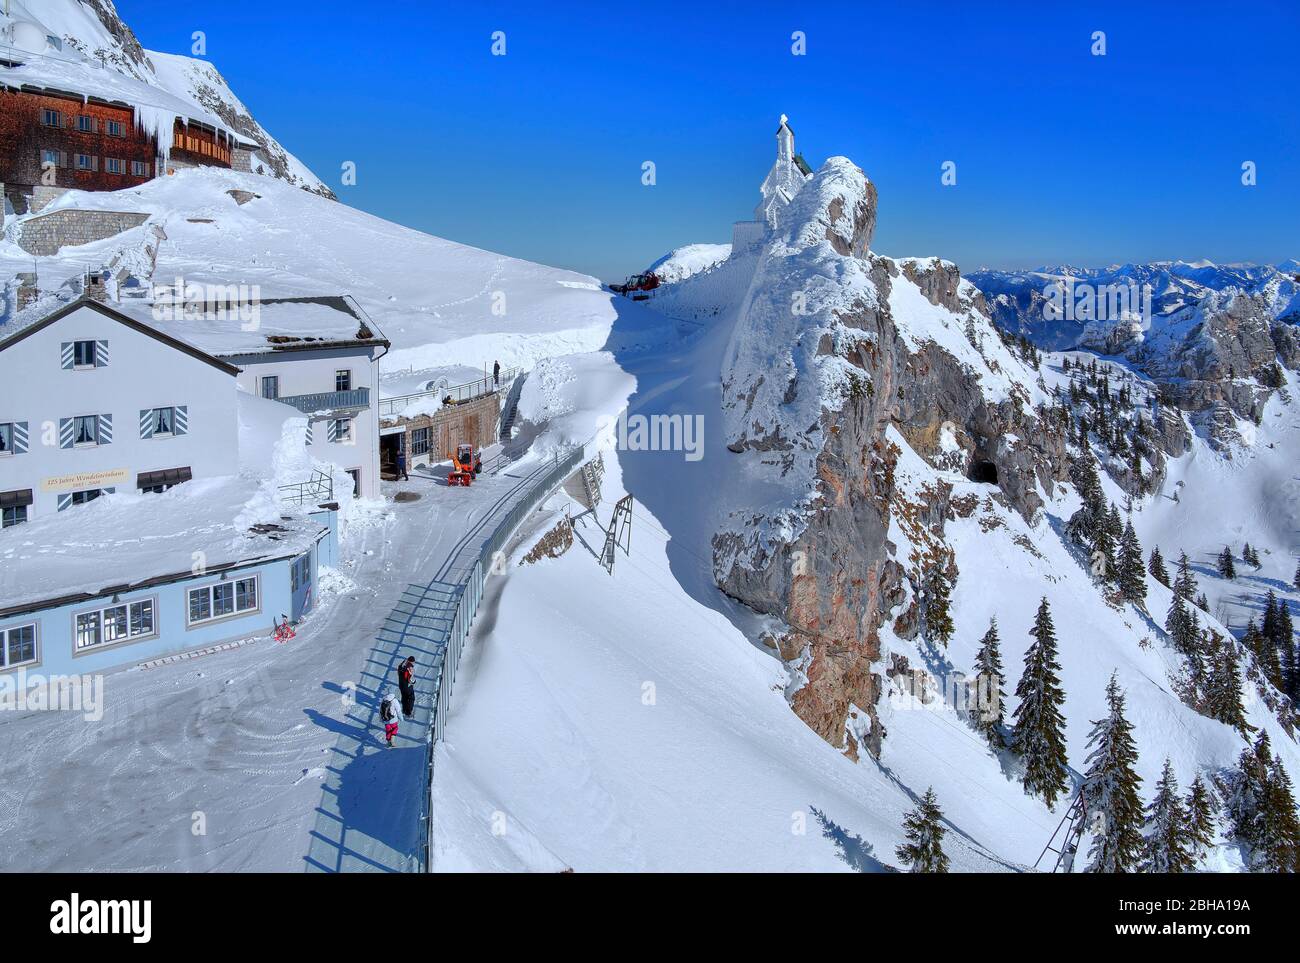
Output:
118 0 1300 281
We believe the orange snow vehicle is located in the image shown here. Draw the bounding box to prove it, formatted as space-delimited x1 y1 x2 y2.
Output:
447 443 482 486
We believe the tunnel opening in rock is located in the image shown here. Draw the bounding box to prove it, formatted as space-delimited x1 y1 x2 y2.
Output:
970 460 998 484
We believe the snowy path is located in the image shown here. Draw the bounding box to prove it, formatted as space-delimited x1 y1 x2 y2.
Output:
0 460 544 871
304 454 570 872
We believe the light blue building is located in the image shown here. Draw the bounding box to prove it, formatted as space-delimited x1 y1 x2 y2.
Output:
0 506 336 680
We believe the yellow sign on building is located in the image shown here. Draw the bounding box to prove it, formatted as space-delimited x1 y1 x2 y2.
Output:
40 468 131 493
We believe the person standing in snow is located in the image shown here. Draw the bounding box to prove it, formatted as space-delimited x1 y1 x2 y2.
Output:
493 360 500 387
380 691 399 748
396 448 409 481
398 656 416 719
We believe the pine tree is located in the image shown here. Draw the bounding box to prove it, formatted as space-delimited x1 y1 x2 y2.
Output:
1165 593 1198 657
1227 733 1273 857
1148 546 1170 588
1277 601 1296 697
922 558 955 646
1218 547 1236 580
1082 674 1145 872
1185 775 1218 859
1244 619 1283 690
1195 592 1210 613
1143 759 1194 873
895 788 950 873
1013 598 1071 808
972 619 1006 748
1244 543 1260 569
1204 632 1250 736
1117 520 1147 605
1256 759 1300 873
1091 511 1117 582
1173 551 1198 602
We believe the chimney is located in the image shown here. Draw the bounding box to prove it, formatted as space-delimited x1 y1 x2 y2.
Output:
84 271 109 303
16 272 38 309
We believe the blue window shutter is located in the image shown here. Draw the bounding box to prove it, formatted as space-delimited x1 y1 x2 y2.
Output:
58 417 74 449
57 493 72 511
305 422 313 445
60 342 74 369
95 340 109 367
98 413 112 445
174 406 188 436
139 409 154 439
326 420 339 443
12 422 28 454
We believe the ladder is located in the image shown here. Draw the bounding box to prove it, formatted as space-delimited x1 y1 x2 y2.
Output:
1034 789 1089 873
600 494 633 575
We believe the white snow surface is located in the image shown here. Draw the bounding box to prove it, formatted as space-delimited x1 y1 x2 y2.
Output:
648 243 732 284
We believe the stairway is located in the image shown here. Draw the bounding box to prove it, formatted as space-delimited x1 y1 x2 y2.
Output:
499 372 526 441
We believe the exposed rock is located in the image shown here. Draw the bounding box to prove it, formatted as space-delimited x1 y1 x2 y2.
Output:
713 158 1068 756
521 517 574 565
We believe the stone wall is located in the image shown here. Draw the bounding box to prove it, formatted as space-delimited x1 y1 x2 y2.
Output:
16 208 151 256
382 391 501 472
232 147 254 173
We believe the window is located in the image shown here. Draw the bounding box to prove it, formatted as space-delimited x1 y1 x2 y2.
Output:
1 623 37 669
107 120 124 137
77 114 94 132
151 407 176 436
0 423 10 454
73 340 96 367
1 490 32 527
74 599 155 651
347 469 361 497
260 376 279 400
335 369 352 392
72 415 98 446
132 160 149 177
75 154 95 171
70 489 101 506
105 157 124 175
333 418 353 443
41 108 61 127
187 576 259 626
41 148 60 168
410 427 430 456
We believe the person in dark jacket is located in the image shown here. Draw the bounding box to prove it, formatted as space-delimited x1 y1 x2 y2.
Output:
493 360 500 387
398 656 416 718
396 449 409 481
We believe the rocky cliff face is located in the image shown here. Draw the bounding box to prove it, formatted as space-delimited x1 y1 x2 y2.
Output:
711 158 1068 758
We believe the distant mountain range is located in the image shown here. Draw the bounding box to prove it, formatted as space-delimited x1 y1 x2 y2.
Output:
968 260 1300 351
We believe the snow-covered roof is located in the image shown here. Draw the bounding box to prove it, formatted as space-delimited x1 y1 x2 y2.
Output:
115 295 389 358
0 473 327 617
0 55 254 156
0 296 241 374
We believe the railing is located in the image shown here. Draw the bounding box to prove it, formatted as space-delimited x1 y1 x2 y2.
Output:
276 387 370 414
378 367 521 420
414 444 586 871
278 469 334 505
